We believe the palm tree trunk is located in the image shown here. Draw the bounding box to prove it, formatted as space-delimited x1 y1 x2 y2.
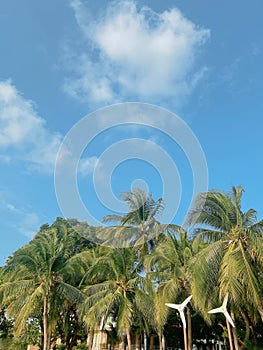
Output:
126 327 132 350
43 294 49 350
226 319 234 350
144 330 147 350
158 331 162 350
232 328 239 350
87 330 94 350
240 309 250 344
183 326 188 350
186 306 192 350
162 334 165 350
230 311 239 350
250 324 257 345
47 332 52 350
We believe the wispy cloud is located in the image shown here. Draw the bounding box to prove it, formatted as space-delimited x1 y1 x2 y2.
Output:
0 80 62 173
64 0 210 106
78 156 99 177
17 212 42 238
0 191 42 238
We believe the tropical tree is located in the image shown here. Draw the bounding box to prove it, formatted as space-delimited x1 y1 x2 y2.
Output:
63 245 114 349
186 186 263 348
81 247 143 350
145 227 205 350
101 189 165 251
136 277 170 350
0 225 83 350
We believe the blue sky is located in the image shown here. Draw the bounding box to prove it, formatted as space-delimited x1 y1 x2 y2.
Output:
0 0 263 263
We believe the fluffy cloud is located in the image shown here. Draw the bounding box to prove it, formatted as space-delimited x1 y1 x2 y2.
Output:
65 0 210 105
0 80 62 173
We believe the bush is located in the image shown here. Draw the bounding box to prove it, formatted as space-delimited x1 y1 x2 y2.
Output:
72 343 87 350
56 345 66 350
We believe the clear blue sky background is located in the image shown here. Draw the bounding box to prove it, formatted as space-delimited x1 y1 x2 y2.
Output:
0 0 262 264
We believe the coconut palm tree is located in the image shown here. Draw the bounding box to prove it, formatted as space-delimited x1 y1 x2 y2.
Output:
186 186 263 347
101 189 165 250
81 247 143 350
62 244 114 349
145 227 205 350
0 227 83 350
135 276 170 350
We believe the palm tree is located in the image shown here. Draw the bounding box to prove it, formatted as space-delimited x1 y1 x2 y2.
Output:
81 247 143 350
136 277 170 350
63 245 113 349
101 189 165 251
186 186 263 347
0 227 83 350
145 227 204 350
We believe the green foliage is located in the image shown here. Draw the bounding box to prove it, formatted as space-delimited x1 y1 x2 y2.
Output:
101 189 166 248
0 326 40 350
82 247 141 334
0 308 13 339
188 187 263 315
103 189 164 226
0 217 87 350
244 340 263 350
72 343 87 350
24 319 41 347
0 337 13 350
0 187 262 349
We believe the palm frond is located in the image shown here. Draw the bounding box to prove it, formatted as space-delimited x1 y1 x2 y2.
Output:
102 214 125 224
12 284 44 335
57 281 84 304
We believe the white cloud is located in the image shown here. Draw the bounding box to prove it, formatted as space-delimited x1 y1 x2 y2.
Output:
17 212 42 238
0 80 62 173
65 0 210 105
78 156 99 177
0 191 42 238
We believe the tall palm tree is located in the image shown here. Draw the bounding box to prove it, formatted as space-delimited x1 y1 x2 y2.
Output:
101 189 165 250
81 247 143 350
136 277 170 350
186 186 263 347
146 227 205 350
63 245 113 349
0 227 83 350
